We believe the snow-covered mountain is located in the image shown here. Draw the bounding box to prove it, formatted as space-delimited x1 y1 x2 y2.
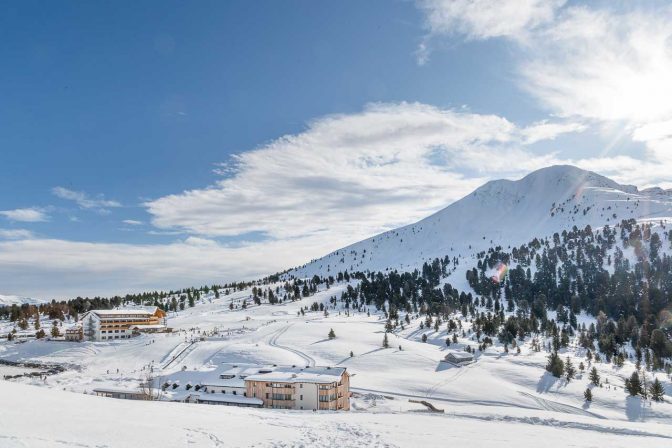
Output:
0 294 43 307
292 165 672 277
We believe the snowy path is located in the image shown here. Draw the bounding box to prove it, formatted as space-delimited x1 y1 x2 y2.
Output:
267 324 316 367
161 340 198 371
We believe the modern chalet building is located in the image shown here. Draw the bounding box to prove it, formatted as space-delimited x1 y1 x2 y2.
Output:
245 366 350 411
80 307 168 341
168 363 351 411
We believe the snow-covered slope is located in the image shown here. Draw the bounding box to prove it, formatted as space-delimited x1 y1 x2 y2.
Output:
292 165 672 277
4 380 671 448
0 294 43 307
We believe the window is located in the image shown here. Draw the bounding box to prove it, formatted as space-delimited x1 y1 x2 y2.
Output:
300 395 303 400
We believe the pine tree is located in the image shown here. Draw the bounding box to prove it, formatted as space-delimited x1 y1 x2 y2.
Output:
625 371 642 396
589 367 600 386
546 352 564 378
328 328 336 339
584 388 592 402
421 334 428 343
564 357 576 382
650 378 665 402
383 333 389 348
349 351 354 358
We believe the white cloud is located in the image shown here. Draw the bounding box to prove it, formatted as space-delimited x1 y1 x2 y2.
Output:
0 208 49 222
520 6 672 126
52 187 121 212
521 120 586 144
0 229 34 240
145 102 572 242
418 0 565 40
122 219 143 226
416 2 672 185
0 236 335 299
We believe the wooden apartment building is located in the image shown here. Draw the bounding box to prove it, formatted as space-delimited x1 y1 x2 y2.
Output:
245 366 350 411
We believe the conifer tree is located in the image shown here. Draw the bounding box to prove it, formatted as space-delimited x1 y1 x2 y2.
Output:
382 333 389 348
564 357 576 382
650 378 665 402
546 352 564 378
589 367 600 386
328 328 336 339
625 371 642 396
584 388 592 402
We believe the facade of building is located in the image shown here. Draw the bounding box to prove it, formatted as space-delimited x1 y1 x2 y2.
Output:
185 393 263 407
65 325 83 342
92 388 149 400
245 366 350 411
80 307 167 341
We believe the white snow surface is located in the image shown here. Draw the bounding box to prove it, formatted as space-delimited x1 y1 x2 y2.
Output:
1 284 671 447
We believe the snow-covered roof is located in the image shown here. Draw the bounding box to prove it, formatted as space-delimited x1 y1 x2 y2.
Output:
92 387 145 395
87 309 154 317
193 393 263 406
245 366 346 384
446 351 474 360
129 324 166 330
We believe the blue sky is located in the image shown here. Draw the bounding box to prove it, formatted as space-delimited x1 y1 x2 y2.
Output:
1 0 672 298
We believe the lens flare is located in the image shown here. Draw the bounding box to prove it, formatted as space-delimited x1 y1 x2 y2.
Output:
659 308 672 332
491 262 508 284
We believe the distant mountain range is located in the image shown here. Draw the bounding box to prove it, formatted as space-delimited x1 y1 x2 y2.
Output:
0 294 43 307
291 165 672 278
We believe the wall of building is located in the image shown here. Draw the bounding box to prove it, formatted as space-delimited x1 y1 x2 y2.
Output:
295 382 318 410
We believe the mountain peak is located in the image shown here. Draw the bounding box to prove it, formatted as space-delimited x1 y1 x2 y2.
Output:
291 165 671 278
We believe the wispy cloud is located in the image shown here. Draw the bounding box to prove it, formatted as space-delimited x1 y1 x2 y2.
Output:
416 0 565 63
145 102 578 242
52 187 121 213
0 208 49 222
415 1 672 185
0 236 333 299
418 0 564 40
122 219 143 226
0 229 34 240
